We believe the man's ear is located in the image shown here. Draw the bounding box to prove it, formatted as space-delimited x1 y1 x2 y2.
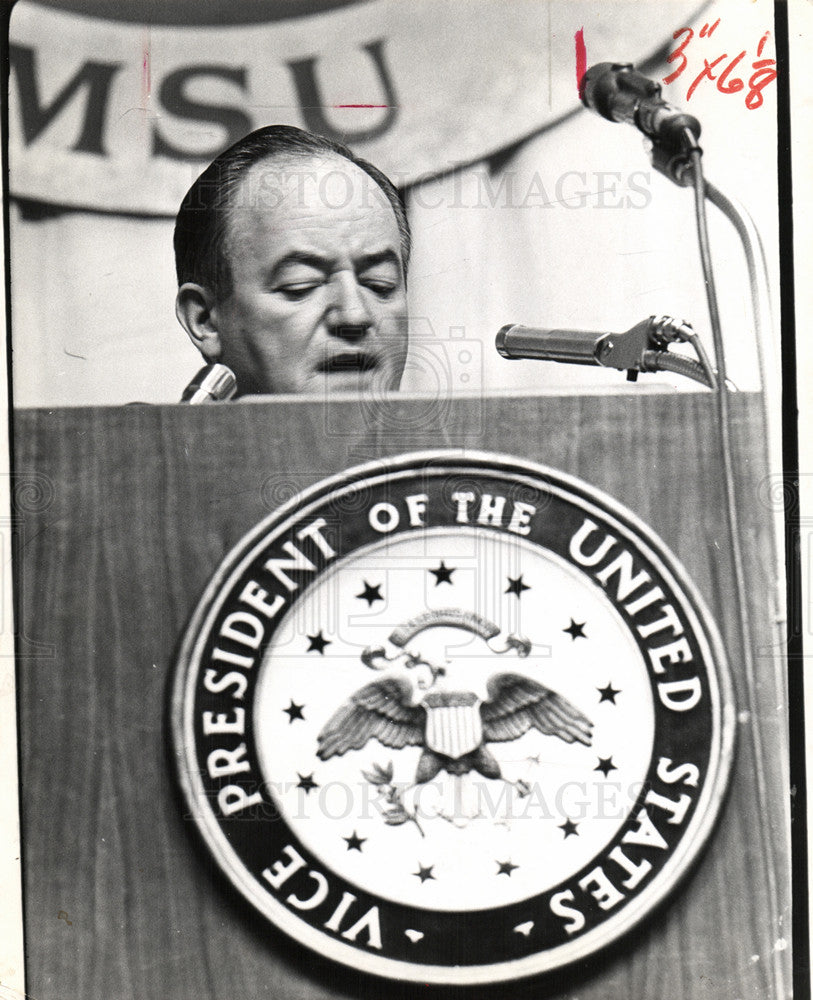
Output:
175 283 223 361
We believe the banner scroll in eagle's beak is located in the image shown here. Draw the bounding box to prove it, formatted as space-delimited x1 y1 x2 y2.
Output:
360 609 533 690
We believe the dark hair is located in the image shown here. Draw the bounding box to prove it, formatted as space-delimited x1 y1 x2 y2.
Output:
173 125 411 296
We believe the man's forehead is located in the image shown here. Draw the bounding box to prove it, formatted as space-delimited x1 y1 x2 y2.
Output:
231 152 393 228
221 151 403 278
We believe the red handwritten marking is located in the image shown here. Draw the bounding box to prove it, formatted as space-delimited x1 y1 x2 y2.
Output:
717 51 746 94
686 53 726 101
142 49 151 100
746 60 776 109
664 27 692 85
664 21 776 109
575 27 587 99
333 104 388 108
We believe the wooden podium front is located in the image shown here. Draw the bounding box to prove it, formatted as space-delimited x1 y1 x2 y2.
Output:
13 391 790 998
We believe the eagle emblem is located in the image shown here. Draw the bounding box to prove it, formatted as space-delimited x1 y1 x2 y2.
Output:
317 671 593 786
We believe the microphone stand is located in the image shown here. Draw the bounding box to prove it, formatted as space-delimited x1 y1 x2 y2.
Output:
498 108 785 996
570 109 789 999
703 180 782 542
516 60 788 998
703 178 784 628
645 105 783 627
683 134 789 1000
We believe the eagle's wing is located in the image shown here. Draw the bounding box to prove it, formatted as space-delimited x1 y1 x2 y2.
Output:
317 676 425 760
481 672 593 746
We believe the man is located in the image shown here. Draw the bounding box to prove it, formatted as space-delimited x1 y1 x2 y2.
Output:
174 125 411 398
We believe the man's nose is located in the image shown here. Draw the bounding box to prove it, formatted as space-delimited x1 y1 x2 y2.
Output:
327 273 373 339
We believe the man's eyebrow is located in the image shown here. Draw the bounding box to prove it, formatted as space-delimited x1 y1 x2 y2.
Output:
269 252 332 281
355 249 402 273
269 248 403 282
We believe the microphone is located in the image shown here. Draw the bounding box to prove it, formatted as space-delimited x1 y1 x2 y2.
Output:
496 316 714 387
580 62 701 148
181 363 237 403
496 324 612 366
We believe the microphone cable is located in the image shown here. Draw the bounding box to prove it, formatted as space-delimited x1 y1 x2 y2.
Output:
687 134 751 676
687 131 785 1000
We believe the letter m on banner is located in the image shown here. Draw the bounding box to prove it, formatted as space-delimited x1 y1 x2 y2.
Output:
10 45 122 155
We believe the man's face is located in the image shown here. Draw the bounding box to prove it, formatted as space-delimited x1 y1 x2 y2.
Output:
208 154 408 396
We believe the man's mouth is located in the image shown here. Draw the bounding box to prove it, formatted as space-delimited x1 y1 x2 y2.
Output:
319 352 379 374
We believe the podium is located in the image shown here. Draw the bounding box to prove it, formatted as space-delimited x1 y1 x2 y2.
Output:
14 390 790 998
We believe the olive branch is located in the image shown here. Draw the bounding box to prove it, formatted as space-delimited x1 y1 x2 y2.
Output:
362 761 425 838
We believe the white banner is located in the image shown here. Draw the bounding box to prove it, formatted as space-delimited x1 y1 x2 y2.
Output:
9 0 701 215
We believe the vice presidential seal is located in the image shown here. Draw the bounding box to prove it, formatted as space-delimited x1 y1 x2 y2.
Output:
171 452 734 984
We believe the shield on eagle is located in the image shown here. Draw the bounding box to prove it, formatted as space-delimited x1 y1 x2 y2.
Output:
422 690 483 760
